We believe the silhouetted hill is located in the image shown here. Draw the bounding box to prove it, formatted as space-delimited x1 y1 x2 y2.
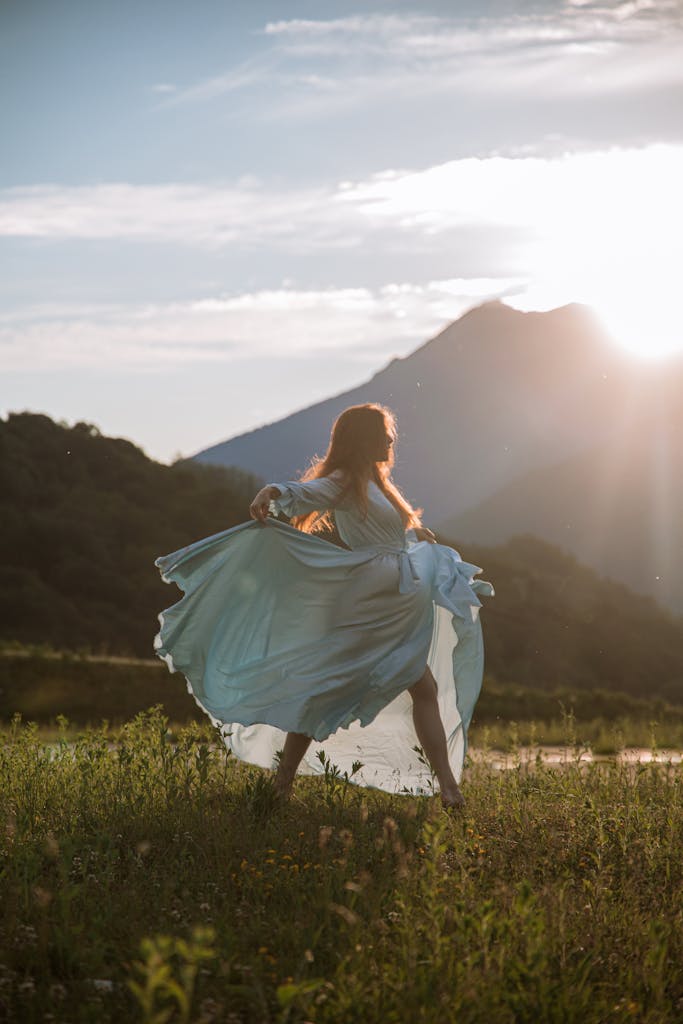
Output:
0 413 261 656
439 409 683 613
195 301 628 517
1 412 682 703
195 300 683 613
447 533 683 704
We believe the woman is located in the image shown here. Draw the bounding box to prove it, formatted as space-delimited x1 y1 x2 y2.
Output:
155 403 493 808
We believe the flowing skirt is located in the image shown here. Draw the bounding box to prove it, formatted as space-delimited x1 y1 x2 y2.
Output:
154 519 493 794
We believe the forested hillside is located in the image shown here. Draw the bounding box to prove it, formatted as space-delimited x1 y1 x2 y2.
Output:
450 534 683 705
0 413 261 656
1 412 682 704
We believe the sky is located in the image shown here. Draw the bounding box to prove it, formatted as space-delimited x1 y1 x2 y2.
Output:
2 0 682 462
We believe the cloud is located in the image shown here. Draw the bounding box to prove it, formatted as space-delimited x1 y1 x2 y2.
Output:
4 142 681 370
0 180 354 248
157 55 276 107
2 143 680 252
3 142 681 370
164 5 683 113
0 278 524 373
261 6 670 52
2 142 681 334
336 143 683 235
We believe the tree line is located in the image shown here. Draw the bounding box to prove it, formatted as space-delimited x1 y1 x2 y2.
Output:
1 412 682 704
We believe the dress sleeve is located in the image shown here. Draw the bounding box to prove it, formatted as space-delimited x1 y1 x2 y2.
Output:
267 471 347 518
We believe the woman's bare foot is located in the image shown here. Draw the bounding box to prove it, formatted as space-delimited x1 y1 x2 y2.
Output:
272 733 311 801
273 768 295 800
440 783 465 811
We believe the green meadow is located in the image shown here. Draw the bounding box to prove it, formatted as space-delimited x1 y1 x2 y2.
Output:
1 705 682 1023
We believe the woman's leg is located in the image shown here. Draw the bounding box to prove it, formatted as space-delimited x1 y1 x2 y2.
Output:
273 732 312 796
409 666 465 808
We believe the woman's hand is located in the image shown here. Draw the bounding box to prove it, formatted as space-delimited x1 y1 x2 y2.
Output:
413 527 436 544
249 486 280 522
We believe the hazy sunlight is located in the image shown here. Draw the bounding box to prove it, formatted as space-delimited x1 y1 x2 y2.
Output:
503 145 683 359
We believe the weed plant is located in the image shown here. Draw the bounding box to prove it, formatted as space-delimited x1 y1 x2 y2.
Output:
1 706 682 1023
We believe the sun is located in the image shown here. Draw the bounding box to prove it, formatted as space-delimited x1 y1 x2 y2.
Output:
590 283 683 361
507 278 683 361
504 145 683 360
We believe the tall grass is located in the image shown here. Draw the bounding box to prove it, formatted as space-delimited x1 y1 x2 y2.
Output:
469 716 683 754
1 706 682 1022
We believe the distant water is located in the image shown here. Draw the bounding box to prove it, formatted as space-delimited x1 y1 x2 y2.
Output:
469 746 683 771
34 740 683 771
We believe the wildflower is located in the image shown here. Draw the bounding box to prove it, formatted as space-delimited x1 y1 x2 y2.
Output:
199 996 223 1021
49 982 67 1001
339 828 354 848
330 903 360 926
33 885 53 907
43 833 59 858
89 979 115 993
18 977 36 996
0 964 14 987
14 924 38 949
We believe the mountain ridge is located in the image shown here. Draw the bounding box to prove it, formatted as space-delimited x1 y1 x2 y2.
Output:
195 299 683 613
196 300 622 508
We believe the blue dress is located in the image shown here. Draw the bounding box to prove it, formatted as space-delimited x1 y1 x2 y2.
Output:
154 471 494 794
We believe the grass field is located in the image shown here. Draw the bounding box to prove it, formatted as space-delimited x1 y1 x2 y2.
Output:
1 706 682 1023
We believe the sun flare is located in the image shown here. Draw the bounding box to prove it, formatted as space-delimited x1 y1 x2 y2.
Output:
591 288 683 360
498 145 683 360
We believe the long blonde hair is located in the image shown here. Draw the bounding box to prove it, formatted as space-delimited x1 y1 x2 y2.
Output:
291 403 423 534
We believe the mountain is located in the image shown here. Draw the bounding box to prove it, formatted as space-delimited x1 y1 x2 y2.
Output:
439 418 683 613
195 301 631 518
196 300 683 613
